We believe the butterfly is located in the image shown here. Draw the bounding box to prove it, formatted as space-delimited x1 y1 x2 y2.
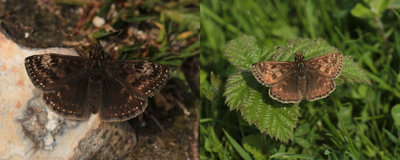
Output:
25 43 170 122
251 52 342 103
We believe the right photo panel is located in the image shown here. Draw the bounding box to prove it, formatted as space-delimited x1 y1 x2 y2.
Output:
200 1 400 159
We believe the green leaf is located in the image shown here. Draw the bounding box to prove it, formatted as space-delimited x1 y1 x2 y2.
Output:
351 3 375 18
294 123 310 137
294 137 311 149
179 40 200 58
392 104 400 132
383 129 400 145
210 72 222 93
341 56 372 85
124 15 158 22
270 153 316 159
223 129 253 160
91 29 114 39
202 125 224 155
242 134 266 160
224 71 300 142
223 35 266 70
200 69 208 84
163 9 200 31
351 0 391 19
371 0 392 15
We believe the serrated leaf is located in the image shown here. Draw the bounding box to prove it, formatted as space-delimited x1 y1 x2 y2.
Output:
223 35 263 70
269 38 340 62
341 56 372 85
224 71 299 142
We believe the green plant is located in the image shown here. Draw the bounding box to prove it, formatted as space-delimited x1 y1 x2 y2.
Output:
200 0 400 159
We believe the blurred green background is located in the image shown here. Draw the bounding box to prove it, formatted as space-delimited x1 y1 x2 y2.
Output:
200 0 400 159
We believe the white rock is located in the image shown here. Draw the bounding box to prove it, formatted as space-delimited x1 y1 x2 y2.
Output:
92 16 105 28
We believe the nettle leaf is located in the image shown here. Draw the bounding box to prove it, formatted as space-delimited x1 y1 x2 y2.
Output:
223 36 370 142
224 71 300 142
224 35 271 70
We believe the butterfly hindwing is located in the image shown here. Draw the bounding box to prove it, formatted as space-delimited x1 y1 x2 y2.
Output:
305 72 336 101
100 75 148 122
268 72 303 103
43 73 91 120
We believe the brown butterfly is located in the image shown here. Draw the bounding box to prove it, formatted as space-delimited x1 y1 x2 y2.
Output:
251 52 343 103
25 43 170 122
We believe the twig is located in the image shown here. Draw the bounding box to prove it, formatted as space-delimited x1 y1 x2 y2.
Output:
150 115 165 132
374 16 390 50
191 100 199 160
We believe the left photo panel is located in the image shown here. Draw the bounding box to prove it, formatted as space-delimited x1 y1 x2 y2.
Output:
0 0 199 159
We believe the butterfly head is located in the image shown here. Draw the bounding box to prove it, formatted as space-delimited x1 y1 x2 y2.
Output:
294 52 304 62
89 43 105 60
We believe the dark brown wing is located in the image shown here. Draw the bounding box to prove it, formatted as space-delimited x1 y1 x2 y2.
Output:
305 72 336 101
105 61 170 98
25 54 87 91
251 62 294 86
100 75 147 122
306 53 343 78
268 73 304 103
42 73 91 120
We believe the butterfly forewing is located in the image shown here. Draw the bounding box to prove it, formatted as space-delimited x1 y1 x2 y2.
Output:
305 72 336 101
106 61 170 98
25 54 87 91
306 53 343 78
251 62 294 86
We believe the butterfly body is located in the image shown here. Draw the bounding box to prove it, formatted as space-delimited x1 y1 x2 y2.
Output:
25 44 170 122
251 52 342 103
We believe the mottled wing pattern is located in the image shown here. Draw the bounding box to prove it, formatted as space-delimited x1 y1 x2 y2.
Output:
106 61 170 99
100 75 148 122
306 53 343 78
268 73 303 103
25 50 170 122
43 73 91 120
305 72 336 101
251 62 294 86
25 54 87 91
